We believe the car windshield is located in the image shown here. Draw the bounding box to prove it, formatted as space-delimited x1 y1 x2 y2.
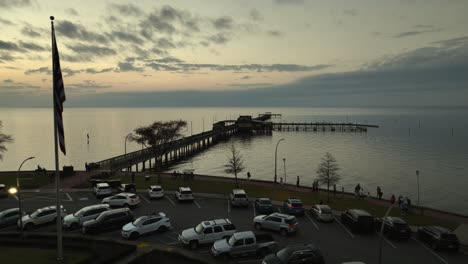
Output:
292 202 303 207
132 217 147 226
276 248 291 262
129 195 137 199
73 208 86 217
194 223 204 234
259 200 271 205
152 188 162 192
228 236 237 246
181 191 192 194
235 194 247 198
99 186 110 190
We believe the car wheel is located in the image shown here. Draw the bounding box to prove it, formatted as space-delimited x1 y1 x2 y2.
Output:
70 222 79 230
130 232 139 240
24 223 34 231
189 240 199 249
158 226 168 232
255 223 262 230
280 228 288 236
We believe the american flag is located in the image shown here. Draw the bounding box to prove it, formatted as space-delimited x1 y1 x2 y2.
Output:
52 22 66 155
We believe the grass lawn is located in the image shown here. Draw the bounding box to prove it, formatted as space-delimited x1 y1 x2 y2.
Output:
107 174 460 230
0 172 52 189
0 247 92 264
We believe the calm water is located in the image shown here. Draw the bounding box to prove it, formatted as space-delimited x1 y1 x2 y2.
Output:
1 107 467 215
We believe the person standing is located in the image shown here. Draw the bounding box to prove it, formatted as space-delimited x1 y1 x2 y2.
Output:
377 186 383 199
333 184 336 197
390 194 396 205
296 176 300 188
247 171 251 181
354 183 361 198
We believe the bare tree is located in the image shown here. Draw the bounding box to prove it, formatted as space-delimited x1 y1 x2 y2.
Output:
225 145 245 188
0 121 13 161
316 152 341 202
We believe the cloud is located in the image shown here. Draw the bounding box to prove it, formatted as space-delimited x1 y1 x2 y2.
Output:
0 18 14 26
393 28 442 38
109 3 143 16
24 67 51 75
208 33 231 44
0 0 31 8
109 30 144 44
84 68 115 74
67 80 112 90
275 0 305 5
65 8 79 16
66 43 116 57
0 53 16 62
19 41 46 51
0 40 20 51
21 27 42 38
414 24 435 29
117 61 144 72
55 20 108 43
156 38 176 49
249 9 263 21
343 9 359 16
3 79 13 84
240 75 251 80
213 16 233 30
267 30 283 37
149 57 184 64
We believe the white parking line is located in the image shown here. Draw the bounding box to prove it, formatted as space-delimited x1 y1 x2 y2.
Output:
165 196 176 206
334 217 355 239
227 199 230 214
79 197 89 201
305 213 320 231
140 195 150 204
65 193 73 202
194 200 202 209
411 237 448 264
375 232 396 249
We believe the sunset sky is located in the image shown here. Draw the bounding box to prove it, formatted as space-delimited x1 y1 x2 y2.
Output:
1 0 468 107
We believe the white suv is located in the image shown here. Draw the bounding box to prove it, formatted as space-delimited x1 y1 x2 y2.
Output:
102 193 141 207
94 183 112 198
148 185 165 199
63 204 110 229
19 205 67 230
121 212 172 239
179 219 236 249
229 189 249 207
175 187 194 202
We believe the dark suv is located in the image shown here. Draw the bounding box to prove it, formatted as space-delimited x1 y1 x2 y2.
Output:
417 226 459 252
262 244 325 264
82 208 133 234
341 209 374 233
375 216 411 240
118 183 136 193
283 198 305 216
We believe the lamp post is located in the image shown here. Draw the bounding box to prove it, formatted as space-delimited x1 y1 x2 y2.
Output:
416 170 420 212
274 138 285 183
124 133 132 178
17 156 35 235
283 158 287 184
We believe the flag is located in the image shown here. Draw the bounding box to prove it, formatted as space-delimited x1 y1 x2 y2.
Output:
52 22 66 155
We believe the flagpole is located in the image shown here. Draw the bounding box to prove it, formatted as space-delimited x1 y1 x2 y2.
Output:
51 16 63 261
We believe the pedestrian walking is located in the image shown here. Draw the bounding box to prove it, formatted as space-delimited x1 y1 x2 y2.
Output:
354 183 361 197
377 186 383 199
296 176 300 188
406 197 412 213
333 184 336 197
85 162 88 172
390 194 396 205
247 172 251 181
398 195 403 208
280 177 283 185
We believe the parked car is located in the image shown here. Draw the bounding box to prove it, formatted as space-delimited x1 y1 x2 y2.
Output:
121 212 171 239
253 212 298 236
283 198 305 216
118 183 136 193
175 187 194 202
63 204 110 230
375 216 411 240
262 244 325 264
179 219 237 249
211 231 278 259
0 184 8 198
148 185 165 199
311 204 334 222
417 226 459 251
93 182 112 198
102 193 141 207
0 208 24 227
340 209 374 233
18 205 67 230
82 208 134 235
229 189 249 207
255 198 274 214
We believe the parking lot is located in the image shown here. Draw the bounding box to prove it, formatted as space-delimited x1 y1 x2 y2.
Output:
1 190 468 264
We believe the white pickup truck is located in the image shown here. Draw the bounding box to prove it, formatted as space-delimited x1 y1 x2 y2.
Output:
211 231 278 260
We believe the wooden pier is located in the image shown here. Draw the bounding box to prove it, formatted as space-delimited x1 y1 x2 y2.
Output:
89 114 378 172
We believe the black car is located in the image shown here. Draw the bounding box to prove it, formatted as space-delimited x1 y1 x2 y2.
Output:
82 208 133 234
375 216 411 240
255 198 274 214
0 184 8 198
262 244 325 264
118 183 136 193
417 226 459 252
341 209 374 233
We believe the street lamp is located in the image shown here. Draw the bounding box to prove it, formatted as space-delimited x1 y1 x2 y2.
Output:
416 170 420 211
283 158 287 184
274 138 285 183
17 156 35 234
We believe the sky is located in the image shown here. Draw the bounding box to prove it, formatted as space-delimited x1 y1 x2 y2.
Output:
0 0 468 107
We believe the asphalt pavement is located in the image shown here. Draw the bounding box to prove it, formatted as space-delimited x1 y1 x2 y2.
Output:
1 190 468 264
